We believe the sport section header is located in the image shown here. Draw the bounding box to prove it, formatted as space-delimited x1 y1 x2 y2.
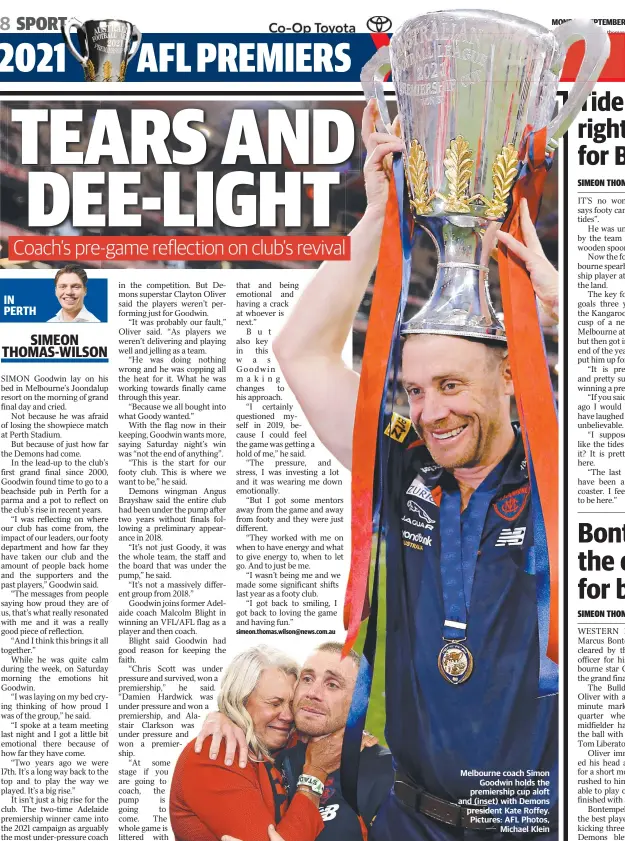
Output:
0 32 623 82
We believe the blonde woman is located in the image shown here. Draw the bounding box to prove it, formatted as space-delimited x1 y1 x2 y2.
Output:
170 646 342 841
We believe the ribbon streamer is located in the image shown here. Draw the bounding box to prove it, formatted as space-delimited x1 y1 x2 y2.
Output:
497 125 559 678
343 160 404 654
341 158 413 811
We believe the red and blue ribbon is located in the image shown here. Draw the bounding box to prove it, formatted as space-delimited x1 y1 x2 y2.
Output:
498 125 559 691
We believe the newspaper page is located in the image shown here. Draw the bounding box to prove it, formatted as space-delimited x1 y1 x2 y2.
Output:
0 5 622 841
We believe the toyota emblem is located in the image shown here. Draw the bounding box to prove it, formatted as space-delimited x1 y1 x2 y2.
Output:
367 15 392 33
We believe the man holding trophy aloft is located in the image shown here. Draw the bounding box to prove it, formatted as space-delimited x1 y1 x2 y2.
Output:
274 11 611 840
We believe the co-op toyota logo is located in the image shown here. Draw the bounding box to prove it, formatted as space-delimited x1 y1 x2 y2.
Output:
367 16 392 33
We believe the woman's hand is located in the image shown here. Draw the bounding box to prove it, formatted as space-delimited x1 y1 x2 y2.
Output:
495 198 559 322
194 712 249 768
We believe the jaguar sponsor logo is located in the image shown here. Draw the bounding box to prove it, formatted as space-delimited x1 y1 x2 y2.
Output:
402 515 434 531
406 499 435 523
406 477 435 504
402 529 433 547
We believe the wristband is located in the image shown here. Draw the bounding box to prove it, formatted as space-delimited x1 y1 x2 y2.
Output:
297 773 325 796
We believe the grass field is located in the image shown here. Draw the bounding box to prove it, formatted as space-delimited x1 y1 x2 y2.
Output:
355 546 388 746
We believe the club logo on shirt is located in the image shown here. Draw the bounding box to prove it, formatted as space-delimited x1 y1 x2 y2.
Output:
493 485 530 521
406 477 435 504
319 777 339 821
495 527 527 547
320 779 335 806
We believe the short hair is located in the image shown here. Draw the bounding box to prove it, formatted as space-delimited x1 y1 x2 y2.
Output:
401 334 509 370
478 340 509 369
55 265 88 288
315 640 361 670
217 645 299 761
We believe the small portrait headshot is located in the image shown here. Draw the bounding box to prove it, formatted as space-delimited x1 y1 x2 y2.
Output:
48 264 101 323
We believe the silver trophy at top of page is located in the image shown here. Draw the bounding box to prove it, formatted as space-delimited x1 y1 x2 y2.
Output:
362 11 610 340
63 19 142 82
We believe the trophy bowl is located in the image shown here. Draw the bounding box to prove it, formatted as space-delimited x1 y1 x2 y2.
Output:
63 18 142 82
362 11 610 339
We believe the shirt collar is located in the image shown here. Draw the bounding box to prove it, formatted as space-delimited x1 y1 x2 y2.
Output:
499 423 529 488
58 306 91 322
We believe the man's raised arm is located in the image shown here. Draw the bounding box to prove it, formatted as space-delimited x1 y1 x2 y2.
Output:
272 102 403 469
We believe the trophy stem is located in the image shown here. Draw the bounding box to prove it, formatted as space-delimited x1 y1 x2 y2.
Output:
403 216 506 342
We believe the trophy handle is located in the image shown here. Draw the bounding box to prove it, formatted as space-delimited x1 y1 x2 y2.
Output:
127 25 142 63
360 45 393 133
62 18 88 66
547 20 610 150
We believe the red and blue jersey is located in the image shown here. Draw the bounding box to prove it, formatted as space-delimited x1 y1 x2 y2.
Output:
375 417 557 837
280 741 394 840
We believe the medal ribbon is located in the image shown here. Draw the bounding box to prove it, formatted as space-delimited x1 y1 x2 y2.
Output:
497 125 559 694
439 469 505 645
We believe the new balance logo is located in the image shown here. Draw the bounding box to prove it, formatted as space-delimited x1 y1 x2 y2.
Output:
495 527 526 547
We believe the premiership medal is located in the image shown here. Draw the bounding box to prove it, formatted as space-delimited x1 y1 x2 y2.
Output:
436 474 509 686
438 642 473 685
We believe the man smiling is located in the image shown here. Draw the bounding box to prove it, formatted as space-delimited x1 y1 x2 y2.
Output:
48 264 100 323
401 334 514 506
